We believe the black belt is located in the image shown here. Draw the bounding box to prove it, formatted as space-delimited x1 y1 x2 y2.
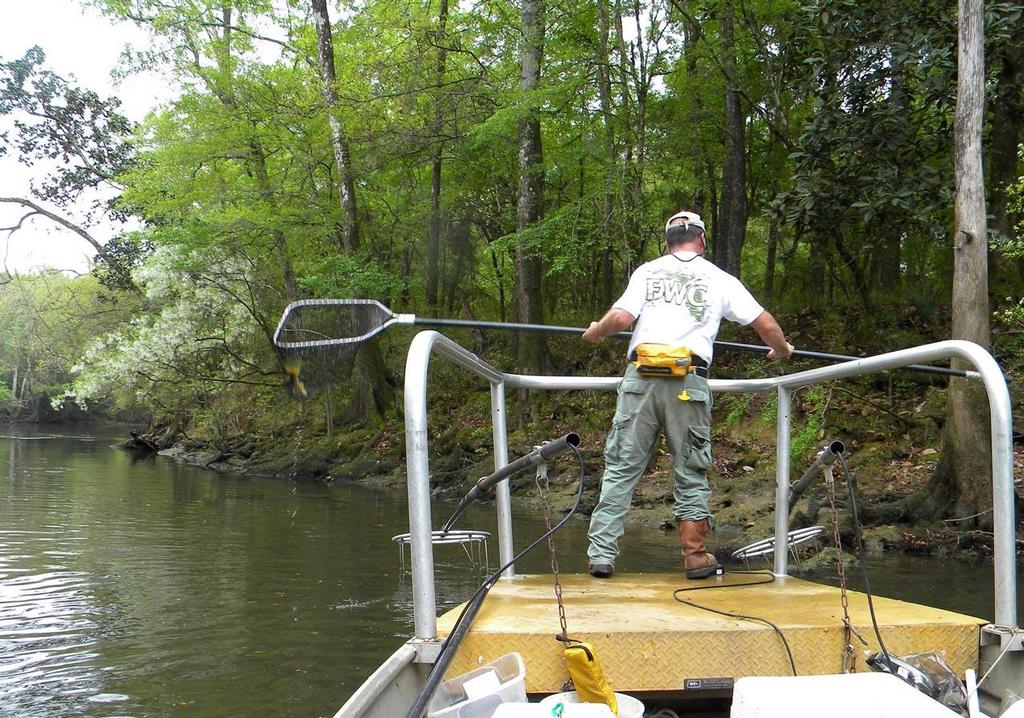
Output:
628 364 710 378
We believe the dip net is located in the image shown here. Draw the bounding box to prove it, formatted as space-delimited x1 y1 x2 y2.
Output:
272 299 398 399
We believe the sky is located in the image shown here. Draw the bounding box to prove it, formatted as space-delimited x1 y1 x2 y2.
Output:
0 0 168 274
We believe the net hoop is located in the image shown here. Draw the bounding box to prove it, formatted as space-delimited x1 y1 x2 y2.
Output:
272 299 397 350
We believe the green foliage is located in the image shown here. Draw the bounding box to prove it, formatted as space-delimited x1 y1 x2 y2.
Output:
0 0 1012 431
0 46 134 208
0 272 136 418
774 0 957 308
69 244 276 413
994 297 1024 374
760 394 779 426
297 254 405 299
791 386 828 465
721 393 753 430
1007 154 1024 257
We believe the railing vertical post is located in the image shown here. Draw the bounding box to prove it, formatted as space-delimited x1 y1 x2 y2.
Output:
773 386 792 577
490 381 515 577
405 333 437 640
980 371 1018 628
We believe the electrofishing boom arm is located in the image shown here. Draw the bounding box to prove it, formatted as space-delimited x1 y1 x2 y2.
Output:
788 440 845 512
441 433 580 533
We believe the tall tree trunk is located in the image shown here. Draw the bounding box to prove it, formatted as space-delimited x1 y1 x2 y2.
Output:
310 0 393 423
205 7 301 334
834 232 872 312
763 213 778 302
250 143 299 301
515 0 549 374
310 0 359 253
612 0 641 268
987 24 1023 243
932 0 992 528
9 363 17 412
597 0 617 308
426 0 449 309
629 0 651 263
717 0 746 278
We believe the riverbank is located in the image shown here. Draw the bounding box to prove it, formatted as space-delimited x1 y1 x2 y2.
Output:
124 370 1024 563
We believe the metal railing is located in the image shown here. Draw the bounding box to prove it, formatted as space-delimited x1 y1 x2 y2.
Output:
403 334 1017 643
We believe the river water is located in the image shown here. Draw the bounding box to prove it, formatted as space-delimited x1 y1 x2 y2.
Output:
0 428 1017 717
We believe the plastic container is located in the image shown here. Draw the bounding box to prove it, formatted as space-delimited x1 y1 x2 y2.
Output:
427 653 528 718
730 673 962 717
538 691 645 718
491 706 557 717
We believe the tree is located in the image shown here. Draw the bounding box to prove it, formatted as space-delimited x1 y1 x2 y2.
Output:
69 245 280 413
775 0 956 310
0 46 136 284
310 0 359 253
0 271 136 419
514 0 550 373
715 0 746 278
986 2 1024 250
425 0 450 309
932 0 993 527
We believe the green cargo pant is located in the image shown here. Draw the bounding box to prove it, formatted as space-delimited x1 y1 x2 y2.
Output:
587 364 714 565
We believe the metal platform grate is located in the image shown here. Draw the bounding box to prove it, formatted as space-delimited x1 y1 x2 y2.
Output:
437 573 985 694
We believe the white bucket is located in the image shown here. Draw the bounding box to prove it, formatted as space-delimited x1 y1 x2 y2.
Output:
537 691 645 718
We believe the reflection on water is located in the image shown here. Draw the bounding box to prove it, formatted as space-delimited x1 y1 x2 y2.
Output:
0 428 1017 717
0 429 417 718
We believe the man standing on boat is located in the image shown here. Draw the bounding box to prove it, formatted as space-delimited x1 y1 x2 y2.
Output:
582 210 793 579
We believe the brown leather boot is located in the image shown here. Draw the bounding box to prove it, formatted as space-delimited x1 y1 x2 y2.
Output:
678 519 722 579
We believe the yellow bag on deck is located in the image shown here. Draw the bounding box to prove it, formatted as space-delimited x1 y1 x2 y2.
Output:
633 343 694 378
563 642 618 715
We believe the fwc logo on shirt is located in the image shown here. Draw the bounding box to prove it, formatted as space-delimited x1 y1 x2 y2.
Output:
645 272 709 321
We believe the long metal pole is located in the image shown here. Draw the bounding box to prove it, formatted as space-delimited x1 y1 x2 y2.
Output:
277 299 970 378
490 381 516 577
773 387 792 576
408 317 971 378
404 332 508 640
404 333 439 640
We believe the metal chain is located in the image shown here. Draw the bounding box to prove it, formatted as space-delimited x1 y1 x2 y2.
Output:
825 465 858 673
535 459 572 643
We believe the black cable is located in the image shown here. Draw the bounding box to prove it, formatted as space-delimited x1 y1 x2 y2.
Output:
671 574 798 677
672 570 776 592
404 446 588 718
666 454 894 681
839 453 895 672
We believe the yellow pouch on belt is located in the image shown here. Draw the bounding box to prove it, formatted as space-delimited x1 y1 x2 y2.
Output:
633 343 693 378
564 642 618 715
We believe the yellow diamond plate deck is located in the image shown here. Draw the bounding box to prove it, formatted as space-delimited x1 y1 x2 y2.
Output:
436 573 984 694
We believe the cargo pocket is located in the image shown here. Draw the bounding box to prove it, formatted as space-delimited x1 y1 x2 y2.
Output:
683 373 713 409
606 379 647 463
684 425 713 472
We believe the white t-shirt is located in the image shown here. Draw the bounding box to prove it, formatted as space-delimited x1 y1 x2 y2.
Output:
613 251 764 363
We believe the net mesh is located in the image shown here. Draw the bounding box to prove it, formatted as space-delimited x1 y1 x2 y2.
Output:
273 300 395 399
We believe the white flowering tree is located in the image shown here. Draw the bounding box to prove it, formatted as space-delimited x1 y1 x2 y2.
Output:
69 244 281 416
